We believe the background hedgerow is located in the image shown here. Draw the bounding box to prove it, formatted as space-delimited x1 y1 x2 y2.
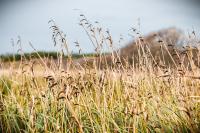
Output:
0 51 99 62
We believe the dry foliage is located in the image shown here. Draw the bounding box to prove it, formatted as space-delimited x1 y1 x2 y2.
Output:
0 16 200 132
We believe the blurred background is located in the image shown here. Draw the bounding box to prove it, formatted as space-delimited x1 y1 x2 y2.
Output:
0 0 200 54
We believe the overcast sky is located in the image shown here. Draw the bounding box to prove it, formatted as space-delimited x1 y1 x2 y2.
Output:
0 0 200 54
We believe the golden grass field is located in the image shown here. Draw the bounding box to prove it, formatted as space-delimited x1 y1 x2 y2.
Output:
0 17 200 132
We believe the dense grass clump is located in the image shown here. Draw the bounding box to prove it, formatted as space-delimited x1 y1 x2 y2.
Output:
0 17 200 132
0 66 200 132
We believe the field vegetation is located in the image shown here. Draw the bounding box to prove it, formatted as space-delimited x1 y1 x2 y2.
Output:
0 16 200 132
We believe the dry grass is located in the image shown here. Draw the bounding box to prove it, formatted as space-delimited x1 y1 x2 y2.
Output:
0 16 200 133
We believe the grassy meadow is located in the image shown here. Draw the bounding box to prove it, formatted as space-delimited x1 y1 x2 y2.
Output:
0 17 200 132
